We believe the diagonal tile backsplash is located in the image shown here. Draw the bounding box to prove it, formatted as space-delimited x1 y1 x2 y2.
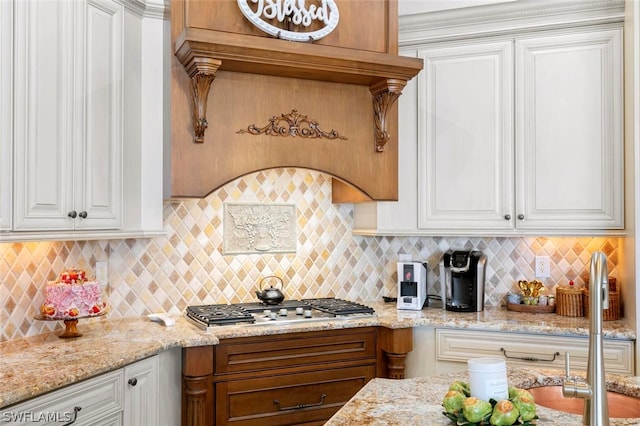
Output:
0 168 621 341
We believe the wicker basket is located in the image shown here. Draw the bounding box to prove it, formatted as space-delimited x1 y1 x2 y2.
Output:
584 289 621 321
556 287 584 317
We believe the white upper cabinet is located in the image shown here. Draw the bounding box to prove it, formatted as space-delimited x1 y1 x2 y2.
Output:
417 27 623 233
417 41 514 231
0 0 166 241
0 0 12 231
515 29 623 230
13 0 122 231
354 1 625 236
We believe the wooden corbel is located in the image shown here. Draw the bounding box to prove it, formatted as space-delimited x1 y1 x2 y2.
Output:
185 57 222 143
370 79 407 152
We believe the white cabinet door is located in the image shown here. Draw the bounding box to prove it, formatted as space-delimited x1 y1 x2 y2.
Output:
75 0 123 230
85 412 123 426
0 0 12 231
515 28 624 230
417 41 514 230
12 0 75 230
0 369 124 426
123 356 158 426
12 0 122 231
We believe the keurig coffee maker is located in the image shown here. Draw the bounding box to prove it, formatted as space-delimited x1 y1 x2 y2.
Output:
439 250 486 312
396 261 427 310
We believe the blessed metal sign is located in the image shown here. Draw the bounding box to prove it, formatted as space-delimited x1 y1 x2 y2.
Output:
237 0 340 42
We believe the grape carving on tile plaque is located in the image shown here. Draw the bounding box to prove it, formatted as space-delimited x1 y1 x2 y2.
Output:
224 203 297 254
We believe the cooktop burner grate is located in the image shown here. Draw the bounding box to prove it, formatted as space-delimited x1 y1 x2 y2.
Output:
186 304 255 325
302 298 375 315
185 298 375 328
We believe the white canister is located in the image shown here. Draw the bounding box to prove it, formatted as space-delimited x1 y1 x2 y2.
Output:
467 358 509 402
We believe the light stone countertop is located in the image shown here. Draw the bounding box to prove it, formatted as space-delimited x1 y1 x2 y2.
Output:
0 302 635 409
325 367 640 426
374 302 636 339
0 317 219 409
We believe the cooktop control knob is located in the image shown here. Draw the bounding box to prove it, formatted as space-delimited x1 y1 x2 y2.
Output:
295 307 304 315
279 308 288 316
304 309 313 318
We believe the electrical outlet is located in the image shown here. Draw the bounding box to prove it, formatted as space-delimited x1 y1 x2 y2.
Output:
95 261 109 289
535 256 550 278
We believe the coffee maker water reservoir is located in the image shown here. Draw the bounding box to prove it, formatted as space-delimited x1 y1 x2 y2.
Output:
440 251 487 312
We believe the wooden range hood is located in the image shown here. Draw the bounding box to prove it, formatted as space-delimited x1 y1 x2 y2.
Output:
169 0 423 202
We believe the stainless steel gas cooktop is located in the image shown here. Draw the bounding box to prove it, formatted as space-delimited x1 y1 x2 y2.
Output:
185 298 375 330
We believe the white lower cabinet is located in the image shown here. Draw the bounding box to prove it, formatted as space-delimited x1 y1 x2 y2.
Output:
123 356 158 426
435 329 634 376
0 369 123 426
0 356 161 426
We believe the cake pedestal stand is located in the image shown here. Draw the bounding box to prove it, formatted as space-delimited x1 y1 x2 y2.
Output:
35 310 106 338
59 319 82 338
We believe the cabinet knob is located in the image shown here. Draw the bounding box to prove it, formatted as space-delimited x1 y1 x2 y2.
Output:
78 211 88 219
67 211 77 219
504 214 511 220
518 214 525 220
128 377 138 386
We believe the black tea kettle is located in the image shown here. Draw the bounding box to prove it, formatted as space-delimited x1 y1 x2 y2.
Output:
255 276 285 305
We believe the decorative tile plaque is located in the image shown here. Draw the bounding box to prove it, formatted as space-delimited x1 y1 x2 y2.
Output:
223 203 297 254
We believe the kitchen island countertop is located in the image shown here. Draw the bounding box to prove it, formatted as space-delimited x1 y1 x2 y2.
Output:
0 302 635 409
325 367 640 425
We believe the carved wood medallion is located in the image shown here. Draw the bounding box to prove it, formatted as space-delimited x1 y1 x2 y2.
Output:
237 109 347 140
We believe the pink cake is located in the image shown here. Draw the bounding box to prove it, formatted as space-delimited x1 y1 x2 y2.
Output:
40 268 105 319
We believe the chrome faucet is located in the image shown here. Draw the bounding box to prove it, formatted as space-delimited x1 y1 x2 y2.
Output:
562 251 610 425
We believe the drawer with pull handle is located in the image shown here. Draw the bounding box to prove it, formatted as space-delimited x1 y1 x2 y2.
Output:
215 365 375 426
214 328 377 376
0 370 123 426
435 329 634 374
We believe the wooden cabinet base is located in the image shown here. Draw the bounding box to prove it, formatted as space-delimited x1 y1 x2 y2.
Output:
182 327 413 426
385 353 408 379
216 365 375 425
379 327 413 379
183 375 212 426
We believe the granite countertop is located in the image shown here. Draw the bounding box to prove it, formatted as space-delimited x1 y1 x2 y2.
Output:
325 367 640 426
374 302 636 339
0 302 635 409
